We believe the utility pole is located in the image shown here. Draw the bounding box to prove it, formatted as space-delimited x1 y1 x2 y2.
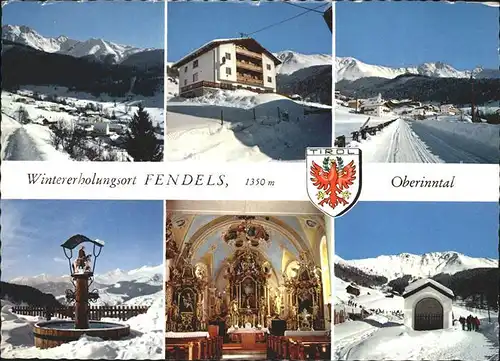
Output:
470 75 475 122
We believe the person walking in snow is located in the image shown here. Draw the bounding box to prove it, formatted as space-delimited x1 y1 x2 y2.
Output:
459 316 465 330
474 317 480 331
466 315 471 331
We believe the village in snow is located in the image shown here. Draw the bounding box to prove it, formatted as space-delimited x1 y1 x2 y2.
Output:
1 24 164 162
334 58 499 164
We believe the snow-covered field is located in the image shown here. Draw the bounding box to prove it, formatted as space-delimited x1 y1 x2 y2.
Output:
334 277 499 361
1 293 164 359
1 86 164 161
166 89 332 161
338 109 499 163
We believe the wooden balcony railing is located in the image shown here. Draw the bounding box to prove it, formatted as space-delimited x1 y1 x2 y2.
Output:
236 60 263 73
236 75 264 87
236 47 262 60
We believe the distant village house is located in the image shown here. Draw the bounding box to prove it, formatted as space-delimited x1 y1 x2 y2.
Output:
346 284 360 296
172 38 282 98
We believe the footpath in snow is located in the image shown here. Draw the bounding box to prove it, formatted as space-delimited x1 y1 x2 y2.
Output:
346 116 498 164
334 314 499 361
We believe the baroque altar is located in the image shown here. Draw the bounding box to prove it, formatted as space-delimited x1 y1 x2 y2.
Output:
284 252 325 331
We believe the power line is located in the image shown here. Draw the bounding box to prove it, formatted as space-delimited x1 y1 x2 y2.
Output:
282 1 327 14
245 2 328 37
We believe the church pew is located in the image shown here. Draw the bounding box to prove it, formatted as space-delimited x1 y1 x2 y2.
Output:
267 335 331 361
165 336 223 360
289 340 331 361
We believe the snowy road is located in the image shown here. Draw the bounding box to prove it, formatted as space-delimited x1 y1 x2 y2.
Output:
409 120 498 163
351 118 498 163
4 127 44 161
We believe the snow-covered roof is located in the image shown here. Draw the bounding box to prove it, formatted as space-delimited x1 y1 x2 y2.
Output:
403 278 454 299
172 37 282 68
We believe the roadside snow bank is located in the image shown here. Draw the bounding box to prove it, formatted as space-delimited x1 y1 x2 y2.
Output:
420 116 499 149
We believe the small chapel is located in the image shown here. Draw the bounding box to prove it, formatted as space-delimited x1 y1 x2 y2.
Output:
403 278 454 331
165 200 332 361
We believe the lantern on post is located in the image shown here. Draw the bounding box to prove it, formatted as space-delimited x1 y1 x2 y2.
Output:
61 234 104 329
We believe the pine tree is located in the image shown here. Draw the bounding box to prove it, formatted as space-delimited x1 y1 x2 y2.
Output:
125 104 163 161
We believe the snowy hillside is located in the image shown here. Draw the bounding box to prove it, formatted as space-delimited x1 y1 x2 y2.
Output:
166 88 332 162
340 252 497 280
275 51 332 75
2 25 156 64
336 57 499 82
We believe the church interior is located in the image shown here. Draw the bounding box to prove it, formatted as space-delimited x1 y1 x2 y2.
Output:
165 201 332 361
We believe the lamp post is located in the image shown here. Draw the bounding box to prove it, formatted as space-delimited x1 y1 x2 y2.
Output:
61 234 104 329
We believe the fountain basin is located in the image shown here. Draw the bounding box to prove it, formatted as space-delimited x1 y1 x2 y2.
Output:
33 320 130 349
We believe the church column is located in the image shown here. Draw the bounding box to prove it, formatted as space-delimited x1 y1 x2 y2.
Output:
208 287 217 318
278 285 286 316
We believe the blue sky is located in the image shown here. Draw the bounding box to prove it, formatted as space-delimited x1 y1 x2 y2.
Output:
336 2 498 69
1 200 164 280
336 202 498 260
167 1 332 61
2 1 164 48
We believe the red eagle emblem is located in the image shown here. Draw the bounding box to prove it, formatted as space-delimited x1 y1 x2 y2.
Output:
309 156 357 209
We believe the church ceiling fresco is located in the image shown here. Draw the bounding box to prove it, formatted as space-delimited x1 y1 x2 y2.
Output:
169 214 326 280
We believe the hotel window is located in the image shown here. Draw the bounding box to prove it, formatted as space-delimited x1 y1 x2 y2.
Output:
225 52 231 60
267 76 272 83
184 66 187 73
226 67 232 75
193 59 199 68
266 64 271 70
184 79 187 86
193 73 198 82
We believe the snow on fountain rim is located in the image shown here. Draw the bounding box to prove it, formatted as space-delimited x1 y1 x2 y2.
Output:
34 319 130 331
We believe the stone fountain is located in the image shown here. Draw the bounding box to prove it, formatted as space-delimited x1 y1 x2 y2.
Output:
33 234 130 349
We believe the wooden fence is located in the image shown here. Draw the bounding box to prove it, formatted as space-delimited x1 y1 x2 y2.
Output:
11 305 149 321
335 118 398 147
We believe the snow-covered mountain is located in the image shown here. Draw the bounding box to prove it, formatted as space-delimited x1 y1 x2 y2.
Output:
336 57 499 82
275 51 332 75
2 24 154 64
9 264 163 306
337 251 497 281
11 264 163 287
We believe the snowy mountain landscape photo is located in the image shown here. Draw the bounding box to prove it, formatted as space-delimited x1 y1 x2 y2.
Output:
0 200 164 359
166 2 333 162
1 2 164 162
334 201 499 361
335 2 499 164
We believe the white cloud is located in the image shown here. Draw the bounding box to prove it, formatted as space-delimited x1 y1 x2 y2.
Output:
445 1 499 6
53 257 67 264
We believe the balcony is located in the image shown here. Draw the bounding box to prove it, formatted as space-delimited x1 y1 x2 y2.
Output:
235 47 262 61
236 60 263 73
236 75 264 87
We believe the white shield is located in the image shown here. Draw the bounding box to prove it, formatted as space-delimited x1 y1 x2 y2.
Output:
306 147 362 218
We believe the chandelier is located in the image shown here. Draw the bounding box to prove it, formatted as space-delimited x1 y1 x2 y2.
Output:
222 216 270 248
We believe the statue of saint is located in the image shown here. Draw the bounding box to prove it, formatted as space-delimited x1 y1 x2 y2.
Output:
274 291 282 316
214 293 222 316
229 300 239 327
73 246 91 273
